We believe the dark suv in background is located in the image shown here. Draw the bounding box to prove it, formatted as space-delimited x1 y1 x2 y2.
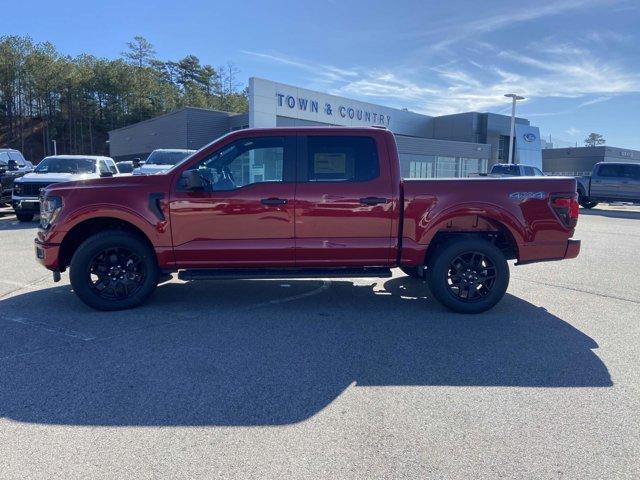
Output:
0 149 33 206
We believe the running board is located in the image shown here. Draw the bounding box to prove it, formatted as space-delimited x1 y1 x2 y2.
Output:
178 267 393 281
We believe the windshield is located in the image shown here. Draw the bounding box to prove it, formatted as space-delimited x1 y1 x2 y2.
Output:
35 157 96 174
491 165 519 176
145 151 194 166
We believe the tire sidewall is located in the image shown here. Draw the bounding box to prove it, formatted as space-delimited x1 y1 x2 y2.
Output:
70 231 159 311
427 237 509 314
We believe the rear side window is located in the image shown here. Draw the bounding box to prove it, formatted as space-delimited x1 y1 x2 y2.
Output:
597 164 623 177
523 166 535 176
304 136 379 182
621 165 640 179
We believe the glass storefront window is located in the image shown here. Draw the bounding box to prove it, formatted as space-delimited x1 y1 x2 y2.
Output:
436 156 457 178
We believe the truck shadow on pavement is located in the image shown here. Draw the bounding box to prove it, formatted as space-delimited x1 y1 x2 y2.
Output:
0 276 612 426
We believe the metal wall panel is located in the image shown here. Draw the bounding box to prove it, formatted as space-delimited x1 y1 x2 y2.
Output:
108 110 188 160
186 107 234 150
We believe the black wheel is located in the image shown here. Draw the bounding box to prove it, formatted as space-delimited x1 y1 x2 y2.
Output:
427 237 509 314
400 266 423 279
70 230 159 311
579 200 598 209
16 212 34 222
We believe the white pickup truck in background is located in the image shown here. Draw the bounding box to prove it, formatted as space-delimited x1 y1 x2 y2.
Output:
469 163 546 178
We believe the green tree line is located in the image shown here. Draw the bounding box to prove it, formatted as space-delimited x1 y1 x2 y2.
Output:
0 35 248 159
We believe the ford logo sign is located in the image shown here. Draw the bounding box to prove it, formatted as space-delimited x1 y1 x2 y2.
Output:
523 133 536 142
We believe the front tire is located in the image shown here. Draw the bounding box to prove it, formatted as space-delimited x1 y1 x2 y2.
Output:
70 230 159 311
427 237 509 314
16 212 34 222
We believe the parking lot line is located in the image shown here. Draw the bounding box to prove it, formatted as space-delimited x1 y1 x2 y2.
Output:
2 315 96 341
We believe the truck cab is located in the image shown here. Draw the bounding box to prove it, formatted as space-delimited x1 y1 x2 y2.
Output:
577 162 640 208
0 149 33 205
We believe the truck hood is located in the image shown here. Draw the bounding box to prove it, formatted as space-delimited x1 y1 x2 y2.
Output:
133 164 172 175
43 171 172 197
15 172 100 183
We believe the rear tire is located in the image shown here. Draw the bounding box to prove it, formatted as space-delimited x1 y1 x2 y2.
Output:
16 213 34 222
70 230 159 311
427 237 509 314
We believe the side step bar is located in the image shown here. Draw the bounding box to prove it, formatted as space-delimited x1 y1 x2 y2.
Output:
178 267 393 281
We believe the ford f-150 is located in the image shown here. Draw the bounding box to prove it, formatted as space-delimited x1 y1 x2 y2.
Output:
35 127 580 313
576 162 640 209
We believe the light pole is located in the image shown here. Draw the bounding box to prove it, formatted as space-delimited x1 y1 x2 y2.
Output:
504 94 525 164
52 139 57 156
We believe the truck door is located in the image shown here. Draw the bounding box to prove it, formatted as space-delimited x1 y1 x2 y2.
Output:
169 134 297 268
591 163 623 200
620 164 640 200
294 134 394 266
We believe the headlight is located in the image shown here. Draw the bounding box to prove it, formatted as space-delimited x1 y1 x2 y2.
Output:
40 196 63 229
13 183 22 196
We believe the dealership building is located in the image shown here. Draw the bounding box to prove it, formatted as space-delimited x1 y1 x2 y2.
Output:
108 77 544 178
542 146 640 176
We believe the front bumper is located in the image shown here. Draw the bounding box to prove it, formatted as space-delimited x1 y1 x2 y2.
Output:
12 196 40 213
35 239 61 271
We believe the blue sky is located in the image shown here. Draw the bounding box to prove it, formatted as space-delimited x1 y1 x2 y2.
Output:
4 0 640 148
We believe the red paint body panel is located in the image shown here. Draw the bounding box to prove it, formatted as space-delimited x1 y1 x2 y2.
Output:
36 127 580 274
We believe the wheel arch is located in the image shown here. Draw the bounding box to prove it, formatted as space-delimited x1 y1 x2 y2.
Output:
58 217 157 271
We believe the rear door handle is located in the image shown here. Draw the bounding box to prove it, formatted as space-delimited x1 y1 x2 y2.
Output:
359 197 389 206
260 197 288 205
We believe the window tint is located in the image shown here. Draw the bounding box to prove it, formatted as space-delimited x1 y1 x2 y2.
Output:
523 166 535 176
598 164 623 177
192 137 285 191
8 151 25 166
305 136 379 182
0 152 9 165
621 165 640 179
491 164 519 175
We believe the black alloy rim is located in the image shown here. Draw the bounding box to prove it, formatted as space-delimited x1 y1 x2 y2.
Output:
88 247 146 299
446 251 497 302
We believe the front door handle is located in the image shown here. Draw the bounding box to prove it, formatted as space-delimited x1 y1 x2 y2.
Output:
359 196 388 206
261 197 288 205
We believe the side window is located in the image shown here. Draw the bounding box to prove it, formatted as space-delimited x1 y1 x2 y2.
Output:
98 160 110 175
305 136 379 182
0 152 9 166
107 160 118 174
598 164 622 177
8 151 25 166
523 166 535 176
533 167 544 176
192 136 285 191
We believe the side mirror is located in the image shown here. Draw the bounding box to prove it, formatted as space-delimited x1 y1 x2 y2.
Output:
7 159 18 171
100 171 114 178
132 158 141 168
181 169 205 190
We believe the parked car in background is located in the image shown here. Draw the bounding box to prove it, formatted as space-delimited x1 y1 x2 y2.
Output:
35 127 580 314
576 162 640 209
470 163 545 177
0 149 34 205
132 149 196 175
115 161 135 174
12 155 119 222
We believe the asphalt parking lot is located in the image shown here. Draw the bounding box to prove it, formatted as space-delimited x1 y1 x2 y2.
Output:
0 205 638 479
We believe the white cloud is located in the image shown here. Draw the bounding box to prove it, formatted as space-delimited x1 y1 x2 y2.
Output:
420 0 612 50
566 127 581 136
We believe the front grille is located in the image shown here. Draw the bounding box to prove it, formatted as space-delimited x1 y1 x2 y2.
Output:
18 182 54 197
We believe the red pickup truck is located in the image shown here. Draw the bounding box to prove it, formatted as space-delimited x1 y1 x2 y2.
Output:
35 127 580 313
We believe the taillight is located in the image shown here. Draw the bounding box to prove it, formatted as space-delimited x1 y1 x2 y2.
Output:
551 194 579 228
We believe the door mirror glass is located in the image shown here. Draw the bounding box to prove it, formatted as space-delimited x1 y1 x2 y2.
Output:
7 159 18 171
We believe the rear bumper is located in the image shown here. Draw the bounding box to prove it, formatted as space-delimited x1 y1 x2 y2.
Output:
564 239 581 260
34 239 61 271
